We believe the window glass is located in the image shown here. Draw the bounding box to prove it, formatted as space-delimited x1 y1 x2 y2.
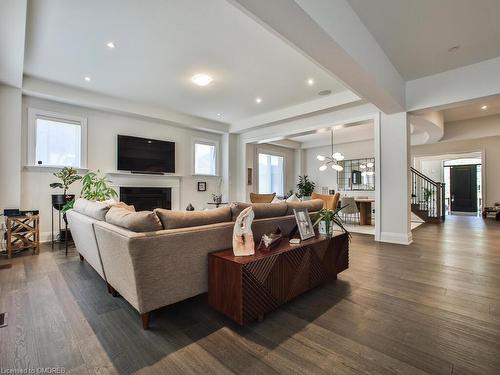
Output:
36 118 82 167
258 153 284 196
194 142 216 175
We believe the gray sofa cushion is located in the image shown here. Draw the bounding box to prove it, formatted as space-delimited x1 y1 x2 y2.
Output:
231 202 288 221
105 206 162 232
286 199 324 215
73 198 110 221
155 207 231 229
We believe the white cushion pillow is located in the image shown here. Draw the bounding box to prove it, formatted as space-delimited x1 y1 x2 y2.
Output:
286 193 300 202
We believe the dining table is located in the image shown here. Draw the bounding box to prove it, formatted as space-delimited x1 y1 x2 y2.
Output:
354 198 375 225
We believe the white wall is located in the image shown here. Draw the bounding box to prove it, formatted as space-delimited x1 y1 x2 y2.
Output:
21 96 223 239
0 84 22 211
420 159 443 182
304 139 375 198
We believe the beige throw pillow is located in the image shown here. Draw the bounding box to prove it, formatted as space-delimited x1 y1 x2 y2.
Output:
154 207 231 229
105 206 162 232
73 198 110 221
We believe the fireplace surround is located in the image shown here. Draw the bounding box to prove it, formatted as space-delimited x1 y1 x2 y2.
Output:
120 187 171 211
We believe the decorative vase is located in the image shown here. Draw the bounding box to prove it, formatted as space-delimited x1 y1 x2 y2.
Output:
318 220 333 236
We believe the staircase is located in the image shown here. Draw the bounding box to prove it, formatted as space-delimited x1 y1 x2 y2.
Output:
410 167 446 223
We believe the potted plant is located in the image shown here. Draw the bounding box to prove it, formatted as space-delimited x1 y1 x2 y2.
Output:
49 167 82 211
297 175 315 200
61 170 118 214
313 206 350 237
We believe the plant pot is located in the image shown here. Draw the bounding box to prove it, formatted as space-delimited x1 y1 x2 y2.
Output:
301 196 312 201
52 194 75 211
318 220 333 236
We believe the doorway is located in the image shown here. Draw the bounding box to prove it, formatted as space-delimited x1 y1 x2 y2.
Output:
450 165 477 213
443 157 482 215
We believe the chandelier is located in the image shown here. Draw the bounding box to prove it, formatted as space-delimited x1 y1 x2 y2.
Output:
317 129 344 172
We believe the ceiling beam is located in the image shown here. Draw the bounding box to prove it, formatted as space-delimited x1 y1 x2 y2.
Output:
228 0 405 114
0 0 27 88
406 56 500 112
23 76 229 134
231 90 362 133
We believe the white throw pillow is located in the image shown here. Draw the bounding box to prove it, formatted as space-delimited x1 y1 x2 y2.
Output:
286 193 300 202
271 196 283 204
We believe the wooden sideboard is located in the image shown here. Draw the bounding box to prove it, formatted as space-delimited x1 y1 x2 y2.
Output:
208 232 349 325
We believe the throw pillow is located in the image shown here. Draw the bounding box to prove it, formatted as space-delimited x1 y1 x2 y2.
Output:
154 207 231 229
105 206 162 232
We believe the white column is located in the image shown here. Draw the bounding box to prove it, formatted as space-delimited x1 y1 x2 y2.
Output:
0 84 22 211
376 112 412 245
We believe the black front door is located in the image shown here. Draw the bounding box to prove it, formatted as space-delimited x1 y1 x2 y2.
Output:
450 165 477 212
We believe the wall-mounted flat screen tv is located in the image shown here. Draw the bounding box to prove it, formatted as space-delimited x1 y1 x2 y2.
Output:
117 135 175 173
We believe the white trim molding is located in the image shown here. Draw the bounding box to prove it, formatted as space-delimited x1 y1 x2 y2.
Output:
379 231 413 245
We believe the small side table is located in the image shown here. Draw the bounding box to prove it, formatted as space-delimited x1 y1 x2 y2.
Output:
5 215 40 258
207 202 229 209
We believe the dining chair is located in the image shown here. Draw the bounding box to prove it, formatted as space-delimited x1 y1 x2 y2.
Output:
340 196 360 223
311 192 340 210
250 192 276 203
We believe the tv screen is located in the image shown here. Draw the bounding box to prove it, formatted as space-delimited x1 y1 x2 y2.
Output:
117 135 175 173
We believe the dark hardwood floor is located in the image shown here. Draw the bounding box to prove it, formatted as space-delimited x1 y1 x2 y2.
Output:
1 215 500 374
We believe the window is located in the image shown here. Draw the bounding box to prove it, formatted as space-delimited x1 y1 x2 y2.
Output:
28 109 87 168
258 153 284 196
194 141 217 175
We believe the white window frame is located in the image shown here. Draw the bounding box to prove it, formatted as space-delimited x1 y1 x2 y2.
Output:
192 138 219 176
256 148 286 197
27 108 88 168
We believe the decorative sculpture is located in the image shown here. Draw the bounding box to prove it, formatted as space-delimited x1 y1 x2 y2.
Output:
232 206 255 256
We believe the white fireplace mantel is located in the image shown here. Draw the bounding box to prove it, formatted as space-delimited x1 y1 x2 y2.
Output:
106 171 182 210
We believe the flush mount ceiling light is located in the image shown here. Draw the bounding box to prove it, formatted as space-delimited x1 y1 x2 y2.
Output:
106 41 116 49
84 76 91 82
317 129 344 172
191 73 213 86
481 105 488 110
255 97 262 103
307 78 314 86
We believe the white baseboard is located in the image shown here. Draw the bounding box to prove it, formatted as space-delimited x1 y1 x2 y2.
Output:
378 231 413 245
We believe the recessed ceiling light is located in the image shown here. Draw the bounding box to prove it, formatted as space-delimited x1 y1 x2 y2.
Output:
216 113 222 117
84 76 91 82
106 41 116 49
307 78 315 86
448 45 460 53
481 105 488 110
191 73 213 86
255 97 262 103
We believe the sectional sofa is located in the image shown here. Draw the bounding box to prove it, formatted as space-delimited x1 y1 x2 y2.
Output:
66 198 324 329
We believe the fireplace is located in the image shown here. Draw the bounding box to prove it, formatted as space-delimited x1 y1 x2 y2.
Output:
120 187 172 211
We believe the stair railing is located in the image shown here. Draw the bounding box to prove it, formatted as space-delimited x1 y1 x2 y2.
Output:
410 167 446 221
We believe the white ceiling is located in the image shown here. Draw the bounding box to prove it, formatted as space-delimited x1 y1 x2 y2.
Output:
347 0 500 80
288 122 374 148
24 0 346 123
442 95 500 122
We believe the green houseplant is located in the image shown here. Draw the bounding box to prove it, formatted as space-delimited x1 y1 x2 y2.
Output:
49 167 82 211
313 206 350 238
61 170 118 214
296 175 315 199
